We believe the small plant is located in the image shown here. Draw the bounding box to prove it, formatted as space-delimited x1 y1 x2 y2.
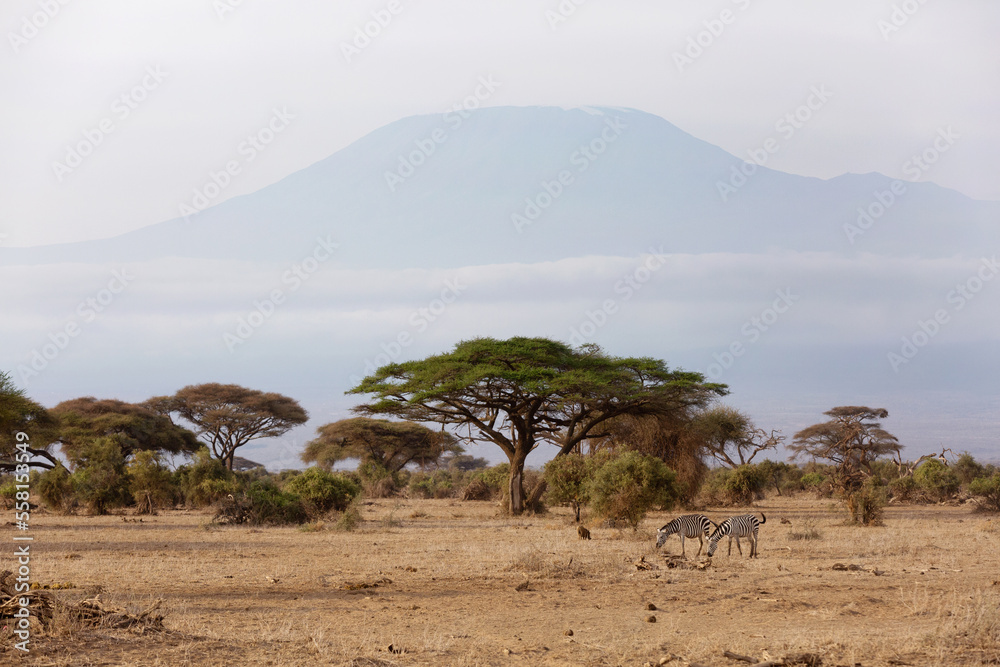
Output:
787 519 823 541
334 500 362 532
969 473 1000 513
298 521 326 533
845 477 887 526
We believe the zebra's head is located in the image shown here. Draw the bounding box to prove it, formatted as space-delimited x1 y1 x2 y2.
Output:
705 522 727 557
655 523 674 548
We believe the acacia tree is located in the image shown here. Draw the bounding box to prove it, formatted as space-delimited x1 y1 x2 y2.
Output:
691 405 783 469
150 384 308 470
349 337 727 514
789 406 901 522
52 397 200 464
0 371 60 472
301 417 463 472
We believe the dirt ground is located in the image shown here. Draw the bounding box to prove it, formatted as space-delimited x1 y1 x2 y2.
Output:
3 496 999 666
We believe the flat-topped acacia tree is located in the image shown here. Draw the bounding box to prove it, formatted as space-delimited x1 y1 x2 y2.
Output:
0 371 59 473
302 417 463 473
147 383 308 471
349 337 727 515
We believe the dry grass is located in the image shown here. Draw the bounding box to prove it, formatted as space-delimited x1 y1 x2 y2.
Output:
2 496 998 665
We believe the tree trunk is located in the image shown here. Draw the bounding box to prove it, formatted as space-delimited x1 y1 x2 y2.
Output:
508 450 529 515
526 478 547 509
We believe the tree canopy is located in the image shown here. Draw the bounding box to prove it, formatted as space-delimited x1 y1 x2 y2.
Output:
51 397 200 465
349 337 727 514
691 405 782 469
0 371 60 472
150 383 308 470
789 406 901 496
301 417 462 473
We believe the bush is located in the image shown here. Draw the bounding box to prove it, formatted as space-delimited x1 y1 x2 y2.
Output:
723 464 767 505
889 474 919 502
357 460 397 498
0 477 17 509
954 453 986 485
70 438 131 514
473 463 510 496
756 460 801 496
701 464 766 505
36 465 75 513
284 466 360 513
588 451 679 529
969 474 1000 513
543 454 594 521
127 450 177 513
175 448 238 507
845 477 886 526
914 459 960 502
214 479 310 525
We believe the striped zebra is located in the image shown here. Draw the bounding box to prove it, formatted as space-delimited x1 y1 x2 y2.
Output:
707 513 766 558
655 514 717 558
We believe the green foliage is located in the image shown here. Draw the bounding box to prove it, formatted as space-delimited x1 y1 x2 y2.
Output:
0 371 61 472
702 464 767 505
357 459 398 498
302 417 462 472
845 477 887 526
334 499 363 531
69 437 131 514
474 463 510 494
127 450 177 513
214 479 310 525
543 454 592 508
36 465 75 513
800 472 827 488
914 459 960 502
756 459 801 495
953 453 986 485
889 474 919 502
175 447 239 507
0 477 15 509
588 451 679 529
283 467 360 513
968 474 1000 512
406 470 456 499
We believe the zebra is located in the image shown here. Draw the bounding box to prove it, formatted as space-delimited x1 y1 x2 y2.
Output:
655 514 717 558
707 513 766 558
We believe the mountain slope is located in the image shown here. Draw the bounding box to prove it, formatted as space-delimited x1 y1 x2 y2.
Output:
3 106 997 267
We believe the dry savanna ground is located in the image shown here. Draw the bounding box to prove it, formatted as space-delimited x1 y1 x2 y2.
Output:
3 496 999 666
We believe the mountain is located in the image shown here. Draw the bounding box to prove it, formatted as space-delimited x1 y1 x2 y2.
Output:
2 106 997 267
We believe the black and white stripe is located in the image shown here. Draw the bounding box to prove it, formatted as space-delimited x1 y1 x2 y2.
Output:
655 514 717 557
707 513 766 558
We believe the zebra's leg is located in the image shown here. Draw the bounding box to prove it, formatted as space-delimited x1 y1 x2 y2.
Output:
727 536 733 556
735 536 743 556
680 534 686 558
695 535 703 557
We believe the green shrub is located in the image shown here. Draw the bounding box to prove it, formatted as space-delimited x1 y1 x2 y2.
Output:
889 474 919 502
284 466 360 513
214 479 310 525
127 450 177 513
543 454 594 521
70 438 131 514
969 474 1000 513
588 451 679 529
722 464 767 505
954 453 986 486
357 460 397 498
36 465 75 513
0 477 17 509
175 447 237 507
473 463 510 495
914 459 960 502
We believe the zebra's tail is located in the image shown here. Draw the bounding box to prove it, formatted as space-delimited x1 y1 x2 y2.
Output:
759 512 767 524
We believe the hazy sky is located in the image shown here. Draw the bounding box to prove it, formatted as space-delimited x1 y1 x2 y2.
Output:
2 0 997 247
